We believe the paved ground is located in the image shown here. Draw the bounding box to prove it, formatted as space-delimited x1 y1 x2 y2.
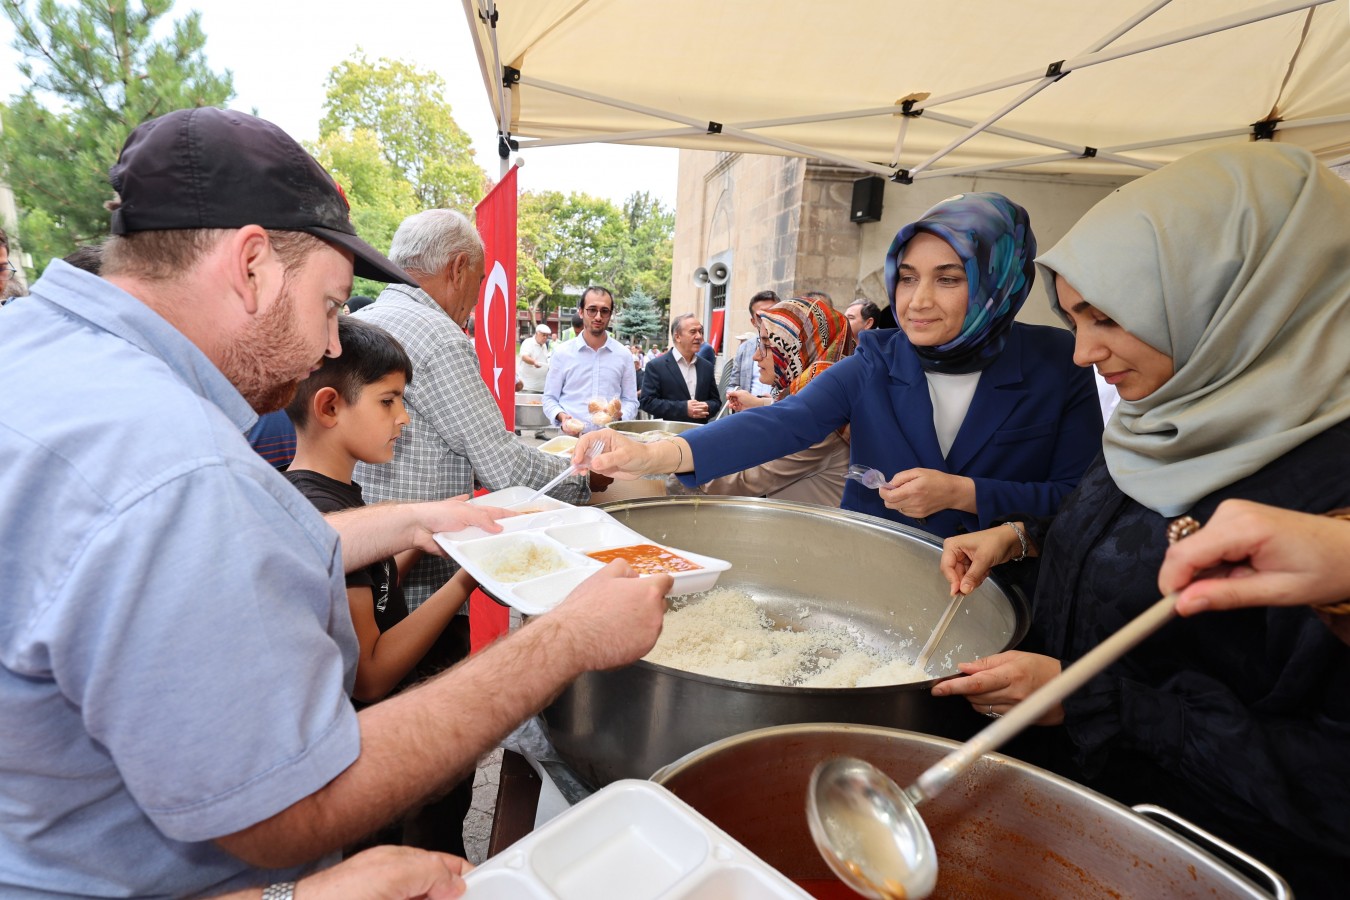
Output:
463 748 502 864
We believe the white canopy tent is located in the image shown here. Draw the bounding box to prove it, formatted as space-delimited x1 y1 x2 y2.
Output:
464 0 1350 182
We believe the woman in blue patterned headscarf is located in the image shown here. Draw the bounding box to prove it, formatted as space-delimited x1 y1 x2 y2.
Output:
579 190 1101 539
884 192 1035 374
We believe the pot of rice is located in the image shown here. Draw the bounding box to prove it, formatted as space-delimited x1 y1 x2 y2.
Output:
541 496 1029 788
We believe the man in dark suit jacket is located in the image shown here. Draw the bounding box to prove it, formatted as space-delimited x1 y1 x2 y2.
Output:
640 314 722 422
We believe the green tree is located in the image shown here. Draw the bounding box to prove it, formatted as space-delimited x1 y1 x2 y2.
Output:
319 52 486 212
1 0 234 270
309 127 420 299
614 288 662 344
517 190 625 320
614 191 674 301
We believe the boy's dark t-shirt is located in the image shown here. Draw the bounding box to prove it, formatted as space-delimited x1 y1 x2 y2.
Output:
284 469 409 633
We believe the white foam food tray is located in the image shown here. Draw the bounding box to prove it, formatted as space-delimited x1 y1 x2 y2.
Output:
537 435 579 458
436 489 730 615
463 779 812 900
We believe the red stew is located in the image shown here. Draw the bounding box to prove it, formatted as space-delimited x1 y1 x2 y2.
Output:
586 543 702 574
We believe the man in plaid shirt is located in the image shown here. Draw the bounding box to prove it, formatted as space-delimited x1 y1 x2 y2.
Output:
354 209 590 610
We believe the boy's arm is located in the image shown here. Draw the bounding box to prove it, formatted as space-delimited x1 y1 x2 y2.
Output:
393 547 423 583
326 500 510 572
214 562 671 868
348 571 474 703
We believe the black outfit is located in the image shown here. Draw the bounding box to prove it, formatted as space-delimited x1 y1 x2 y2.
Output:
284 470 409 633
1021 423 1350 896
283 469 472 857
639 351 721 422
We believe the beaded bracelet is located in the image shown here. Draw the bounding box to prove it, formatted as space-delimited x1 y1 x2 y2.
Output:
1005 521 1030 562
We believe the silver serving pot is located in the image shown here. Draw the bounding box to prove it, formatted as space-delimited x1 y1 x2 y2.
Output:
652 724 1287 899
542 496 1029 787
606 418 703 437
514 395 551 430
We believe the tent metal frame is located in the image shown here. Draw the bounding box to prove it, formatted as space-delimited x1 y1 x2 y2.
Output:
468 0 1338 182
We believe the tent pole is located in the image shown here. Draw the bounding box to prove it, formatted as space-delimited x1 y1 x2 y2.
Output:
912 153 1083 180
522 127 704 148
1275 112 1350 131
907 0 1186 177
918 0 1330 113
521 75 896 177
889 115 911 168
921 110 1159 171
470 0 515 179
1100 112 1350 157
1103 128 1252 153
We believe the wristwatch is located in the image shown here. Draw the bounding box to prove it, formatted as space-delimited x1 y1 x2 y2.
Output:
261 883 295 900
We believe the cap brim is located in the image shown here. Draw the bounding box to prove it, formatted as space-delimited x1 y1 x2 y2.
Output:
305 226 416 286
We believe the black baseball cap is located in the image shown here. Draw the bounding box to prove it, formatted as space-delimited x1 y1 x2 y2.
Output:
108 107 414 285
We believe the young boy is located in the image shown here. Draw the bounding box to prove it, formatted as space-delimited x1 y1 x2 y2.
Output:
285 316 476 703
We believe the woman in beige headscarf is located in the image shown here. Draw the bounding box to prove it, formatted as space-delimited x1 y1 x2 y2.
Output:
935 142 1350 894
701 296 854 505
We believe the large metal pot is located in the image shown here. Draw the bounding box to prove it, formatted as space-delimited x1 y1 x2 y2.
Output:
606 418 702 437
542 496 1028 787
652 724 1287 899
514 394 551 431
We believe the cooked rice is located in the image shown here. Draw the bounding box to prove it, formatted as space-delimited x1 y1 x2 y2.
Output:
481 541 571 583
643 588 930 687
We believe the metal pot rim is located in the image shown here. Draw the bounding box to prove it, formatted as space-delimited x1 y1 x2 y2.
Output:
649 722 1276 896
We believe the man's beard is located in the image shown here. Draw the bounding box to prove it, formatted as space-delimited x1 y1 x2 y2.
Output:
219 286 318 414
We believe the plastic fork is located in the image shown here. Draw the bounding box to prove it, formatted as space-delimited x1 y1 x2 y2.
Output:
848 464 926 525
516 439 605 508
845 464 888 490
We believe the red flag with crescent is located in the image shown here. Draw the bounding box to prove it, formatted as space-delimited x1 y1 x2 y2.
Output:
473 166 518 428
469 166 519 652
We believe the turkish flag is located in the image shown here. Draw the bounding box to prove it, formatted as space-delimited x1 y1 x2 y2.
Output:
469 166 519 653
474 165 518 428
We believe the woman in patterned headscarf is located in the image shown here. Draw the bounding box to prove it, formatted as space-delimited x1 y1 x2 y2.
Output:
702 297 854 505
578 192 1102 538
936 144 1350 893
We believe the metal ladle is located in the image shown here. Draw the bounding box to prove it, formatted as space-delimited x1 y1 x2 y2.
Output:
808 592 1179 899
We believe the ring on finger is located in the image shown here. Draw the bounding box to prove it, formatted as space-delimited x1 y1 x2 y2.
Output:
984 703 1001 719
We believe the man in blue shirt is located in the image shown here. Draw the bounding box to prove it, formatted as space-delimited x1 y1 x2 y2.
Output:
543 285 640 431
0 108 669 899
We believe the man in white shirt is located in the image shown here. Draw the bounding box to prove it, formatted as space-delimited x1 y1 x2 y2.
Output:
518 323 552 392
639 313 722 423
543 286 639 432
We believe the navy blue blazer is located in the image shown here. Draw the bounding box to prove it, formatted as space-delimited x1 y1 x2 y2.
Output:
680 323 1103 537
640 351 722 423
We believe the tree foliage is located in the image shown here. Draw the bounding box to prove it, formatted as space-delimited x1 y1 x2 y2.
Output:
517 189 674 323
614 288 663 345
319 52 486 213
617 191 674 301
1 0 234 269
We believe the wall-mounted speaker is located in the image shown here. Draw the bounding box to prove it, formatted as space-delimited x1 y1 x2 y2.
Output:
850 176 885 223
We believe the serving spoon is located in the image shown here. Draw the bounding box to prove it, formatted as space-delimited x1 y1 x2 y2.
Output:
808 592 1180 899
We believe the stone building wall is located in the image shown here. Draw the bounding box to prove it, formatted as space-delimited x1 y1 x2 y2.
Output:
674 147 1132 350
